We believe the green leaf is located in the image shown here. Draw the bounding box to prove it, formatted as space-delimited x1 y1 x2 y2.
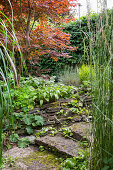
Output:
26 126 33 134
55 94 59 100
40 100 43 106
23 115 32 125
18 138 30 148
102 166 110 170
34 115 44 126
32 122 37 127
10 134 19 143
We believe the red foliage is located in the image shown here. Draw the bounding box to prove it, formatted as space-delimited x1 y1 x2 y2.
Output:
0 0 77 66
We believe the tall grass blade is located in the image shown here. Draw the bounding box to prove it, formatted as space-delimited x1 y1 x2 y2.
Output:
89 9 113 169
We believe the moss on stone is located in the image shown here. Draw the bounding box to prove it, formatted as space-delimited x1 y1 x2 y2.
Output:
21 150 61 169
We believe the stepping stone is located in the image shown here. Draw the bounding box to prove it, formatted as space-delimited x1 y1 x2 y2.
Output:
35 135 83 157
3 146 60 170
69 122 91 141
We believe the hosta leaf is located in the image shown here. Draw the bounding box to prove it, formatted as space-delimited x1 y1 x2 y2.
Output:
40 100 43 106
55 94 59 100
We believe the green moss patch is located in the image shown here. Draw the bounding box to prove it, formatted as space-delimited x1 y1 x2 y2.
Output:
20 150 61 169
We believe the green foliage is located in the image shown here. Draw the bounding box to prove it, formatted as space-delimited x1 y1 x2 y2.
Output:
35 127 57 137
13 112 44 134
61 149 89 170
60 127 73 138
9 133 19 143
12 85 37 111
102 157 113 170
89 9 113 169
38 10 113 76
17 138 30 148
0 156 16 169
12 76 73 109
36 83 73 106
77 64 95 84
39 145 45 152
9 133 30 148
58 66 80 86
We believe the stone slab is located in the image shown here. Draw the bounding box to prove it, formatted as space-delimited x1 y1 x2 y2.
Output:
69 122 91 141
35 135 83 157
3 146 60 170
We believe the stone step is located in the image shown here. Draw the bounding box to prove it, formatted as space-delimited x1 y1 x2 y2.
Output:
3 146 60 170
35 135 83 158
69 122 91 142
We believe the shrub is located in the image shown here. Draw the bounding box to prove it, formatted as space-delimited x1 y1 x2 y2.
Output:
77 64 95 83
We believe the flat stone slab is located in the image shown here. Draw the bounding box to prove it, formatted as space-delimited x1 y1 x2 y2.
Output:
69 122 91 141
3 146 60 170
35 135 83 157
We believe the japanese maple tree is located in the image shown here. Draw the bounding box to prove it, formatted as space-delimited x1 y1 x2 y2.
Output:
0 0 77 77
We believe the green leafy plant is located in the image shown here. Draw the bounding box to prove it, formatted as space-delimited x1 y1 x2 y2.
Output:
0 156 16 169
35 127 54 137
60 127 73 138
77 64 95 84
13 112 44 134
39 145 45 152
102 157 113 170
61 149 89 170
36 83 73 106
18 138 30 148
13 85 37 111
9 133 19 143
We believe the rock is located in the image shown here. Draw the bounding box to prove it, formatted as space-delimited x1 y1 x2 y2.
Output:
3 146 37 159
46 107 61 113
22 136 36 144
3 146 60 170
35 135 83 157
69 122 91 142
82 115 92 122
28 107 40 114
40 103 60 110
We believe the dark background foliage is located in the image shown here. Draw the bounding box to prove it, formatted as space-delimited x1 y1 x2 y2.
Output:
30 9 113 76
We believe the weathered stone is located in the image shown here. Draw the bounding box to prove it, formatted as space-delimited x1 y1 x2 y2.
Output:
69 122 91 141
3 146 60 170
28 107 40 114
40 103 58 110
59 98 74 105
35 135 83 157
46 107 61 113
44 120 56 126
22 136 36 144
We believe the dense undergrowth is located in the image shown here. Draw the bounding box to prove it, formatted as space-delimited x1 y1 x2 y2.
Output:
0 71 92 169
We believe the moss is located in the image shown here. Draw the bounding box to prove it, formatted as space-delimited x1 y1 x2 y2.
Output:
21 150 61 169
70 122 89 135
50 101 60 108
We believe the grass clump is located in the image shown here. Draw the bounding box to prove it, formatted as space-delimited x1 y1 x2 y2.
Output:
58 66 80 86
